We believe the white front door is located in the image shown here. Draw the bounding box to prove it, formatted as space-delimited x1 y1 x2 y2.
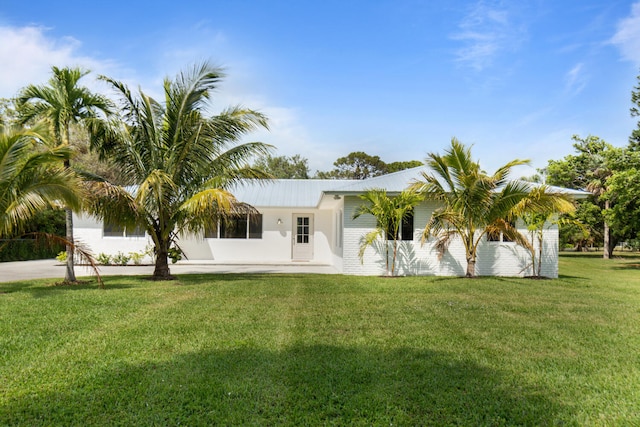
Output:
292 214 313 261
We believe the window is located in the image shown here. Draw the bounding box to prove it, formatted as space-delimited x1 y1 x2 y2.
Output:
205 213 262 239
103 222 145 237
487 220 516 243
296 216 310 243
103 222 125 237
248 214 262 239
384 211 414 241
400 212 414 241
221 215 248 239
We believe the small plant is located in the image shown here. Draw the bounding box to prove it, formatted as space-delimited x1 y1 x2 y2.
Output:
96 253 112 265
129 251 145 265
55 251 67 263
168 246 183 264
113 251 131 266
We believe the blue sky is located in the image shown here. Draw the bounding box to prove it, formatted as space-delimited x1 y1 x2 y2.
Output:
1 1 640 176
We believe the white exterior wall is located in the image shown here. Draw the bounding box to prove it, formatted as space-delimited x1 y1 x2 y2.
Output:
74 208 338 265
179 208 335 264
75 195 559 277
342 197 560 277
73 213 154 262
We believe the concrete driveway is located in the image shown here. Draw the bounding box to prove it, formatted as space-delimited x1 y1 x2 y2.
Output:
0 259 339 283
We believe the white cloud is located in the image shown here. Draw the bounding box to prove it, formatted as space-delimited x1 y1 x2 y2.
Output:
564 63 587 95
451 1 526 71
0 25 119 98
611 1 640 64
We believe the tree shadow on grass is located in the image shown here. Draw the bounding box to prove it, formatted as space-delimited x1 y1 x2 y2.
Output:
610 260 640 270
1 345 566 425
0 278 136 296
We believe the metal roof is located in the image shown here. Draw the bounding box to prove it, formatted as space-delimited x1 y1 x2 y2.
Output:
328 167 425 194
229 167 590 208
229 179 358 208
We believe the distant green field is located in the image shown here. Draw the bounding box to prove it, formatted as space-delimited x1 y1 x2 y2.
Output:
1 253 638 425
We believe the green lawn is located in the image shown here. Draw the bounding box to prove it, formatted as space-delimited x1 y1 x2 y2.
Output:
1 253 639 426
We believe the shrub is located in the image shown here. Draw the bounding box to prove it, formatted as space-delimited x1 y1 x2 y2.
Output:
129 251 145 265
113 252 131 266
55 251 67 263
96 253 112 265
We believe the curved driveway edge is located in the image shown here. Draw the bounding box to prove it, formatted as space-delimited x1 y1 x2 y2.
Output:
0 259 339 283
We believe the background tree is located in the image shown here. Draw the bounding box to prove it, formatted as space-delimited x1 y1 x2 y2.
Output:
386 160 423 173
316 151 421 179
88 63 271 280
353 189 423 276
629 70 640 151
544 135 618 257
253 154 310 179
0 98 18 127
410 138 574 278
16 67 112 282
601 153 640 249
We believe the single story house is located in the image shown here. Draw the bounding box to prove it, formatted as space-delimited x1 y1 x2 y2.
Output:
73 167 588 277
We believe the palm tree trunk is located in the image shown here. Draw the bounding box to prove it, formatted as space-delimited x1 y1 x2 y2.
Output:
63 155 76 283
64 207 76 282
603 199 610 260
391 239 397 276
153 239 174 280
466 255 476 278
537 232 543 277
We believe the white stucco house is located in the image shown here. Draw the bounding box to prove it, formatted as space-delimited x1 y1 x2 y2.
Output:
73 167 588 277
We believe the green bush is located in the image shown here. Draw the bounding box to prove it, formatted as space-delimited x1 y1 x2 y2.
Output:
113 252 131 266
0 238 64 262
55 251 67 263
96 253 112 265
129 251 145 265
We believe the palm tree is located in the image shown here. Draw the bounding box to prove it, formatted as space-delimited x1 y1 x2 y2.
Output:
0 124 80 238
17 66 112 282
353 189 423 276
87 63 271 280
522 208 579 277
409 138 575 277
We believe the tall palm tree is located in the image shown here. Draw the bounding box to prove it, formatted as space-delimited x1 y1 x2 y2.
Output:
0 124 80 239
87 62 271 280
17 66 112 282
353 189 423 276
409 138 574 277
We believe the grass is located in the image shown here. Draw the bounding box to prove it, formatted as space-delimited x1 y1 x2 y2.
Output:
1 253 639 426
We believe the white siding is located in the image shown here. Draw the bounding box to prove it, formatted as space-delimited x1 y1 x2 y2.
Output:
75 209 337 266
342 198 560 278
75 193 560 277
73 213 154 262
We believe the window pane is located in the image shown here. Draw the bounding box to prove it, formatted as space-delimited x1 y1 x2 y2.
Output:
296 216 310 244
221 215 247 238
104 222 125 237
204 223 218 238
126 225 145 237
401 213 414 241
249 214 262 239
487 231 501 241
